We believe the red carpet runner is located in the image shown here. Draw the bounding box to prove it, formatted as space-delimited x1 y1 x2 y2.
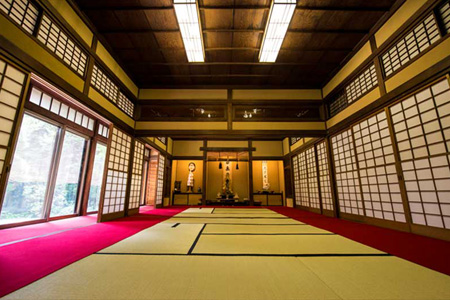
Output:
0 207 185 298
271 207 450 276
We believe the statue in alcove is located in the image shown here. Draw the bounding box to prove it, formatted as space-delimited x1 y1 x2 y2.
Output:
187 162 196 192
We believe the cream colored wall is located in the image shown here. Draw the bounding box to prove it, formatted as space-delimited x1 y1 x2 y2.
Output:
172 140 203 157
96 42 138 97
0 14 84 92
47 0 93 46
252 141 283 157
322 42 372 97
88 88 135 127
385 37 450 92
232 89 322 100
173 160 203 193
139 89 227 100
282 138 290 156
326 88 381 129
233 122 326 130
207 140 248 147
206 161 249 200
375 0 428 47
135 122 228 130
252 161 282 192
154 138 167 151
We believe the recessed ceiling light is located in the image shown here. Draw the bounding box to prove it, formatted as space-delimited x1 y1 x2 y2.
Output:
173 0 205 62
259 0 297 63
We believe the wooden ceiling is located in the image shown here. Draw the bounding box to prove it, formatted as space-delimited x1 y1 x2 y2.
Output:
72 0 399 88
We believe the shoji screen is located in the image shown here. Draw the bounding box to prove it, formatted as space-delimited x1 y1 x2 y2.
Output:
316 141 334 211
155 155 165 206
128 140 144 211
331 129 364 215
390 79 450 229
0 59 26 184
298 151 309 207
292 155 301 206
353 111 405 222
103 127 131 215
306 147 320 209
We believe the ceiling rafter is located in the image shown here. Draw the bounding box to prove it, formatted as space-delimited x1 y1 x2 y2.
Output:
81 5 391 12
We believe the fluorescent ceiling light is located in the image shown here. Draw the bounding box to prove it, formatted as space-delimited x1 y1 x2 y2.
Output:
173 0 205 62
259 0 296 63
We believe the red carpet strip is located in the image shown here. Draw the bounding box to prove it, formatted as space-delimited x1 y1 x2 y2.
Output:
0 215 97 245
271 207 450 276
0 207 185 298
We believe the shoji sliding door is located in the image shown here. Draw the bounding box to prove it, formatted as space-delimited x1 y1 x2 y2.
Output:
101 127 131 221
390 79 450 229
128 140 144 214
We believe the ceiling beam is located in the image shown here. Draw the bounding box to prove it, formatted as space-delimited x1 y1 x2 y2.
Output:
124 62 335 66
114 46 353 52
100 28 368 35
81 5 391 12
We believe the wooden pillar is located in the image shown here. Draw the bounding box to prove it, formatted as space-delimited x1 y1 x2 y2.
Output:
325 136 340 218
248 140 254 205
202 140 207 205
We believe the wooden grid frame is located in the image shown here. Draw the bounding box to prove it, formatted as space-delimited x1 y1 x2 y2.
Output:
353 111 406 222
103 127 131 214
28 87 95 132
439 0 450 33
297 151 309 207
0 58 26 183
128 140 144 210
156 136 167 145
290 137 302 145
331 129 364 216
91 64 119 103
381 14 440 78
0 0 39 35
155 154 165 205
97 123 109 138
37 14 88 77
306 146 320 209
117 91 134 117
292 155 300 206
390 78 450 229
329 64 378 117
316 141 334 211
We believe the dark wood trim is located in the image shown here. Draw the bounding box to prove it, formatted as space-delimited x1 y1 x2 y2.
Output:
248 140 254 205
200 147 255 152
0 58 30 218
124 138 136 216
314 143 324 214
252 156 284 161
100 211 125 222
370 36 387 96
80 137 98 215
172 156 204 160
97 124 113 223
135 130 327 139
322 0 439 100
325 137 339 218
327 55 450 135
0 37 134 134
128 207 139 216
383 33 450 82
411 223 450 241
202 140 207 205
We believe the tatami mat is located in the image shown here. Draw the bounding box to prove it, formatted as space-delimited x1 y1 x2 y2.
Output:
174 213 288 219
213 208 275 214
203 224 332 234
98 223 203 254
5 255 450 300
164 217 303 225
181 208 214 214
192 234 384 255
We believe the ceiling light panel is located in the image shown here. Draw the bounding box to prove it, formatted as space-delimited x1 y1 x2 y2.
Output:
259 0 297 63
173 0 205 62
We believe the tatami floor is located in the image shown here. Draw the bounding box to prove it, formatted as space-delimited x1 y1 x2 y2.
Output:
4 208 450 300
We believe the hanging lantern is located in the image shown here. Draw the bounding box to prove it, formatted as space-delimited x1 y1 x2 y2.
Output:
218 152 222 169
